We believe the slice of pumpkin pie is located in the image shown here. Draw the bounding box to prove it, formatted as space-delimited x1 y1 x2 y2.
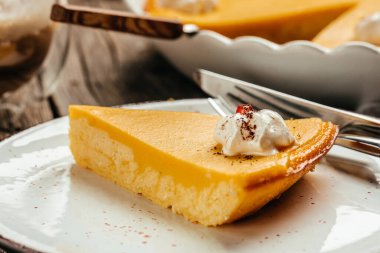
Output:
69 105 338 226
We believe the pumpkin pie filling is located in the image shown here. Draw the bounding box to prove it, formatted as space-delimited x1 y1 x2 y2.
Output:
146 0 357 43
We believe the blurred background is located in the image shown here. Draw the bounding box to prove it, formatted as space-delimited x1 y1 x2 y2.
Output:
0 0 205 140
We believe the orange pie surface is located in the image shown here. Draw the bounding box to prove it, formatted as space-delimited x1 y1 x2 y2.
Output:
146 0 356 43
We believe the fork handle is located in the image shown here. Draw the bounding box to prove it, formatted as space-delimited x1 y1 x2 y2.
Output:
335 134 380 157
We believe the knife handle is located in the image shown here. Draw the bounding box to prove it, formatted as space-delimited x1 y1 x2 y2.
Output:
51 4 184 39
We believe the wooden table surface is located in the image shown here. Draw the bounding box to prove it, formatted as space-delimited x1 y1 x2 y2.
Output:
0 0 206 142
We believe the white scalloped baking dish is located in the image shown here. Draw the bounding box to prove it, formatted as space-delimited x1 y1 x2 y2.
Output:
123 0 380 109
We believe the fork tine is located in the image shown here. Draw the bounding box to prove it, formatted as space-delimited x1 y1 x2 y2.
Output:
216 96 235 114
207 98 228 117
235 86 315 118
227 89 298 118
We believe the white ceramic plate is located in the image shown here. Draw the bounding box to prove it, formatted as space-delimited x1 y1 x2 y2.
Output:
1 99 380 253
122 0 380 109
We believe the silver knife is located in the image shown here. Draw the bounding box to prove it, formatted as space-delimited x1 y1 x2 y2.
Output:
194 69 380 157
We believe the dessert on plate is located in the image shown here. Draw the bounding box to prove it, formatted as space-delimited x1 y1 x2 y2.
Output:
145 0 356 43
145 0 380 47
69 105 338 226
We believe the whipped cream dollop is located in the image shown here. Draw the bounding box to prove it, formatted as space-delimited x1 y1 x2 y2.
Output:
355 12 380 45
214 106 296 156
157 0 218 14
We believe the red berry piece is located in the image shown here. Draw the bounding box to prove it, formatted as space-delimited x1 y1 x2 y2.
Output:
236 104 254 115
